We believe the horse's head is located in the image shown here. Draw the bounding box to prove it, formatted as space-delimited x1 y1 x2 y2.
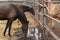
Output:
21 21 29 33
19 5 35 15
28 7 35 15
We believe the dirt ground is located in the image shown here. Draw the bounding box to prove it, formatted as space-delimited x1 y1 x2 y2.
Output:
49 20 60 37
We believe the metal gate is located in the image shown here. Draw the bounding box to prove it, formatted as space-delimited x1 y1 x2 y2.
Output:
36 0 60 40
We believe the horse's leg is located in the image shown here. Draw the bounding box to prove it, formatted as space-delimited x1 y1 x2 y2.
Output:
3 19 13 37
3 20 10 36
21 23 28 38
8 21 13 37
8 19 14 37
18 19 29 37
22 23 28 33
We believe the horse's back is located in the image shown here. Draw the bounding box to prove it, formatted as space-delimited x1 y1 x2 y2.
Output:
0 4 11 10
0 4 17 20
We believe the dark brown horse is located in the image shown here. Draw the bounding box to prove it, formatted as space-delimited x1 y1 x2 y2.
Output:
0 4 35 37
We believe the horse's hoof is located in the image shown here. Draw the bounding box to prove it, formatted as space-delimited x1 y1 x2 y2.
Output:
3 33 5 36
9 35 12 37
3 34 5 36
8 34 12 37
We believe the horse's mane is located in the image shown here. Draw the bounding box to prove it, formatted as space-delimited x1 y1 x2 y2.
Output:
18 5 32 10
20 5 32 8
19 5 35 15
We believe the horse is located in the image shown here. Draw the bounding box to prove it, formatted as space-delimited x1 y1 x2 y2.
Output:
0 4 35 37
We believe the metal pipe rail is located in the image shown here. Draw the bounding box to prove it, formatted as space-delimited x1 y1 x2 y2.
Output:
35 2 60 40
44 14 60 24
45 1 60 3
36 2 60 24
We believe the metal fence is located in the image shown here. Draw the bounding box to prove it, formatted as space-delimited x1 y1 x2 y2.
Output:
35 0 60 40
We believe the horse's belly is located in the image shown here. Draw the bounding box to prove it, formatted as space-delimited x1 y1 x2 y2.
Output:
0 17 7 20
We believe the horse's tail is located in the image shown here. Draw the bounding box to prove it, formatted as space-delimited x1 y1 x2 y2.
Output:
10 4 20 15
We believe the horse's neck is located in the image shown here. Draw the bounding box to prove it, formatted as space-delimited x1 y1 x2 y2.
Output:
20 6 29 12
22 8 28 12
